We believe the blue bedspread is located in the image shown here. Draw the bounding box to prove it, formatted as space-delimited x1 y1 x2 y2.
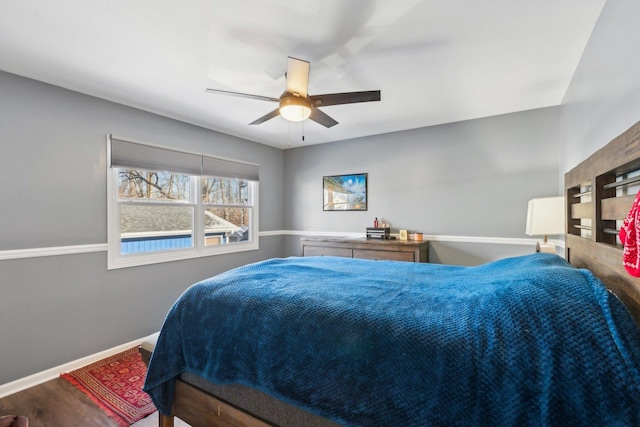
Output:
144 254 640 426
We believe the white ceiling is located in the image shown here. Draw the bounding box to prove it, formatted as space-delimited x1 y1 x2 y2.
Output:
0 0 605 149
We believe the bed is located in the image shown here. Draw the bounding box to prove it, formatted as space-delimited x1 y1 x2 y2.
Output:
142 119 640 427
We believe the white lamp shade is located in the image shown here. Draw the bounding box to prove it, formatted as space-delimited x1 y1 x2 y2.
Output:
525 196 565 236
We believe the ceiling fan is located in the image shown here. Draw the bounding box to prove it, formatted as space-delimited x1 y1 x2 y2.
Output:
205 57 381 128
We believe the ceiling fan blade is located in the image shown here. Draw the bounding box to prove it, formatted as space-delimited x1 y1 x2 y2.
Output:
285 57 310 97
249 108 281 125
309 106 338 128
309 90 381 107
206 88 279 103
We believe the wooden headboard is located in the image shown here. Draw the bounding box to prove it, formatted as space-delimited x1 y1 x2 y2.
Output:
565 120 640 323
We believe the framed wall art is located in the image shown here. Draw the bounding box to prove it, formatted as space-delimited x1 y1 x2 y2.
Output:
323 173 367 211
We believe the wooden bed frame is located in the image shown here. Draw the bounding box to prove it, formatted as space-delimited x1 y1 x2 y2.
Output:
158 379 272 427
565 119 640 324
144 119 640 427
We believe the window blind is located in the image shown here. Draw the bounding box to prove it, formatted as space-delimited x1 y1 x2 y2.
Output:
202 156 259 181
109 135 259 180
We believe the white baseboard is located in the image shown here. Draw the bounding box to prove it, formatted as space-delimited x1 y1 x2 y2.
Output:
0 335 154 399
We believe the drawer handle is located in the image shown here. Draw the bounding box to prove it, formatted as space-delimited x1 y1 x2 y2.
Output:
209 403 221 418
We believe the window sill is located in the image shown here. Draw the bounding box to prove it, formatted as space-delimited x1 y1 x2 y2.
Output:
107 239 259 270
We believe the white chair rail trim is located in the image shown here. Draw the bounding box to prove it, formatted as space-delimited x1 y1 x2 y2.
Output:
0 232 563 261
0 243 108 260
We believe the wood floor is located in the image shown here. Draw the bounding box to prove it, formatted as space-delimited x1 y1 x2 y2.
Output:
0 377 118 426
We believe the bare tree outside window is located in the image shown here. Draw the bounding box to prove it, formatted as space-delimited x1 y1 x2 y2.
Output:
118 169 190 202
202 177 250 244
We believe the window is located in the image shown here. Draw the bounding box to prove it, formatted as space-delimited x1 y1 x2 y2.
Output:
202 176 251 246
118 170 194 254
107 136 259 269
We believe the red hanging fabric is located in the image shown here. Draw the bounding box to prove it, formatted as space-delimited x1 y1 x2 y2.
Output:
620 190 640 277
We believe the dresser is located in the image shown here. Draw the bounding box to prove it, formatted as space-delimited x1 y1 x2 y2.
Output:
301 237 428 263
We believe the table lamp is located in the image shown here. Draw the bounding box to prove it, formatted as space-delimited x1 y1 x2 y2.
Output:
525 196 565 253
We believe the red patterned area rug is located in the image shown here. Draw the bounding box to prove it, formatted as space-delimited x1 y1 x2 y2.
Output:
61 347 156 426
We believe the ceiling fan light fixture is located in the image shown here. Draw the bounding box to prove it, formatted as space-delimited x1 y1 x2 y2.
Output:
206 58 380 128
279 95 311 122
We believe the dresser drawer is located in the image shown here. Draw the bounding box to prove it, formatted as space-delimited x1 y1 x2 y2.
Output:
303 245 353 258
353 249 415 262
301 238 428 263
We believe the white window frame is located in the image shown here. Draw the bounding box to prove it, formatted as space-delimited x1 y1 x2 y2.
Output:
107 136 259 270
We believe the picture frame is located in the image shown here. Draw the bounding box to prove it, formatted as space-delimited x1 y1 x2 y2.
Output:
323 173 367 211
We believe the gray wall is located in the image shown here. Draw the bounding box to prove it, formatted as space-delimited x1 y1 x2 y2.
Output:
283 107 561 264
560 0 640 174
0 70 284 384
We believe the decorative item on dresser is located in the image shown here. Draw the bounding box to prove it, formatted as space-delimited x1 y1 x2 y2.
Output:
365 227 390 239
300 237 428 263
